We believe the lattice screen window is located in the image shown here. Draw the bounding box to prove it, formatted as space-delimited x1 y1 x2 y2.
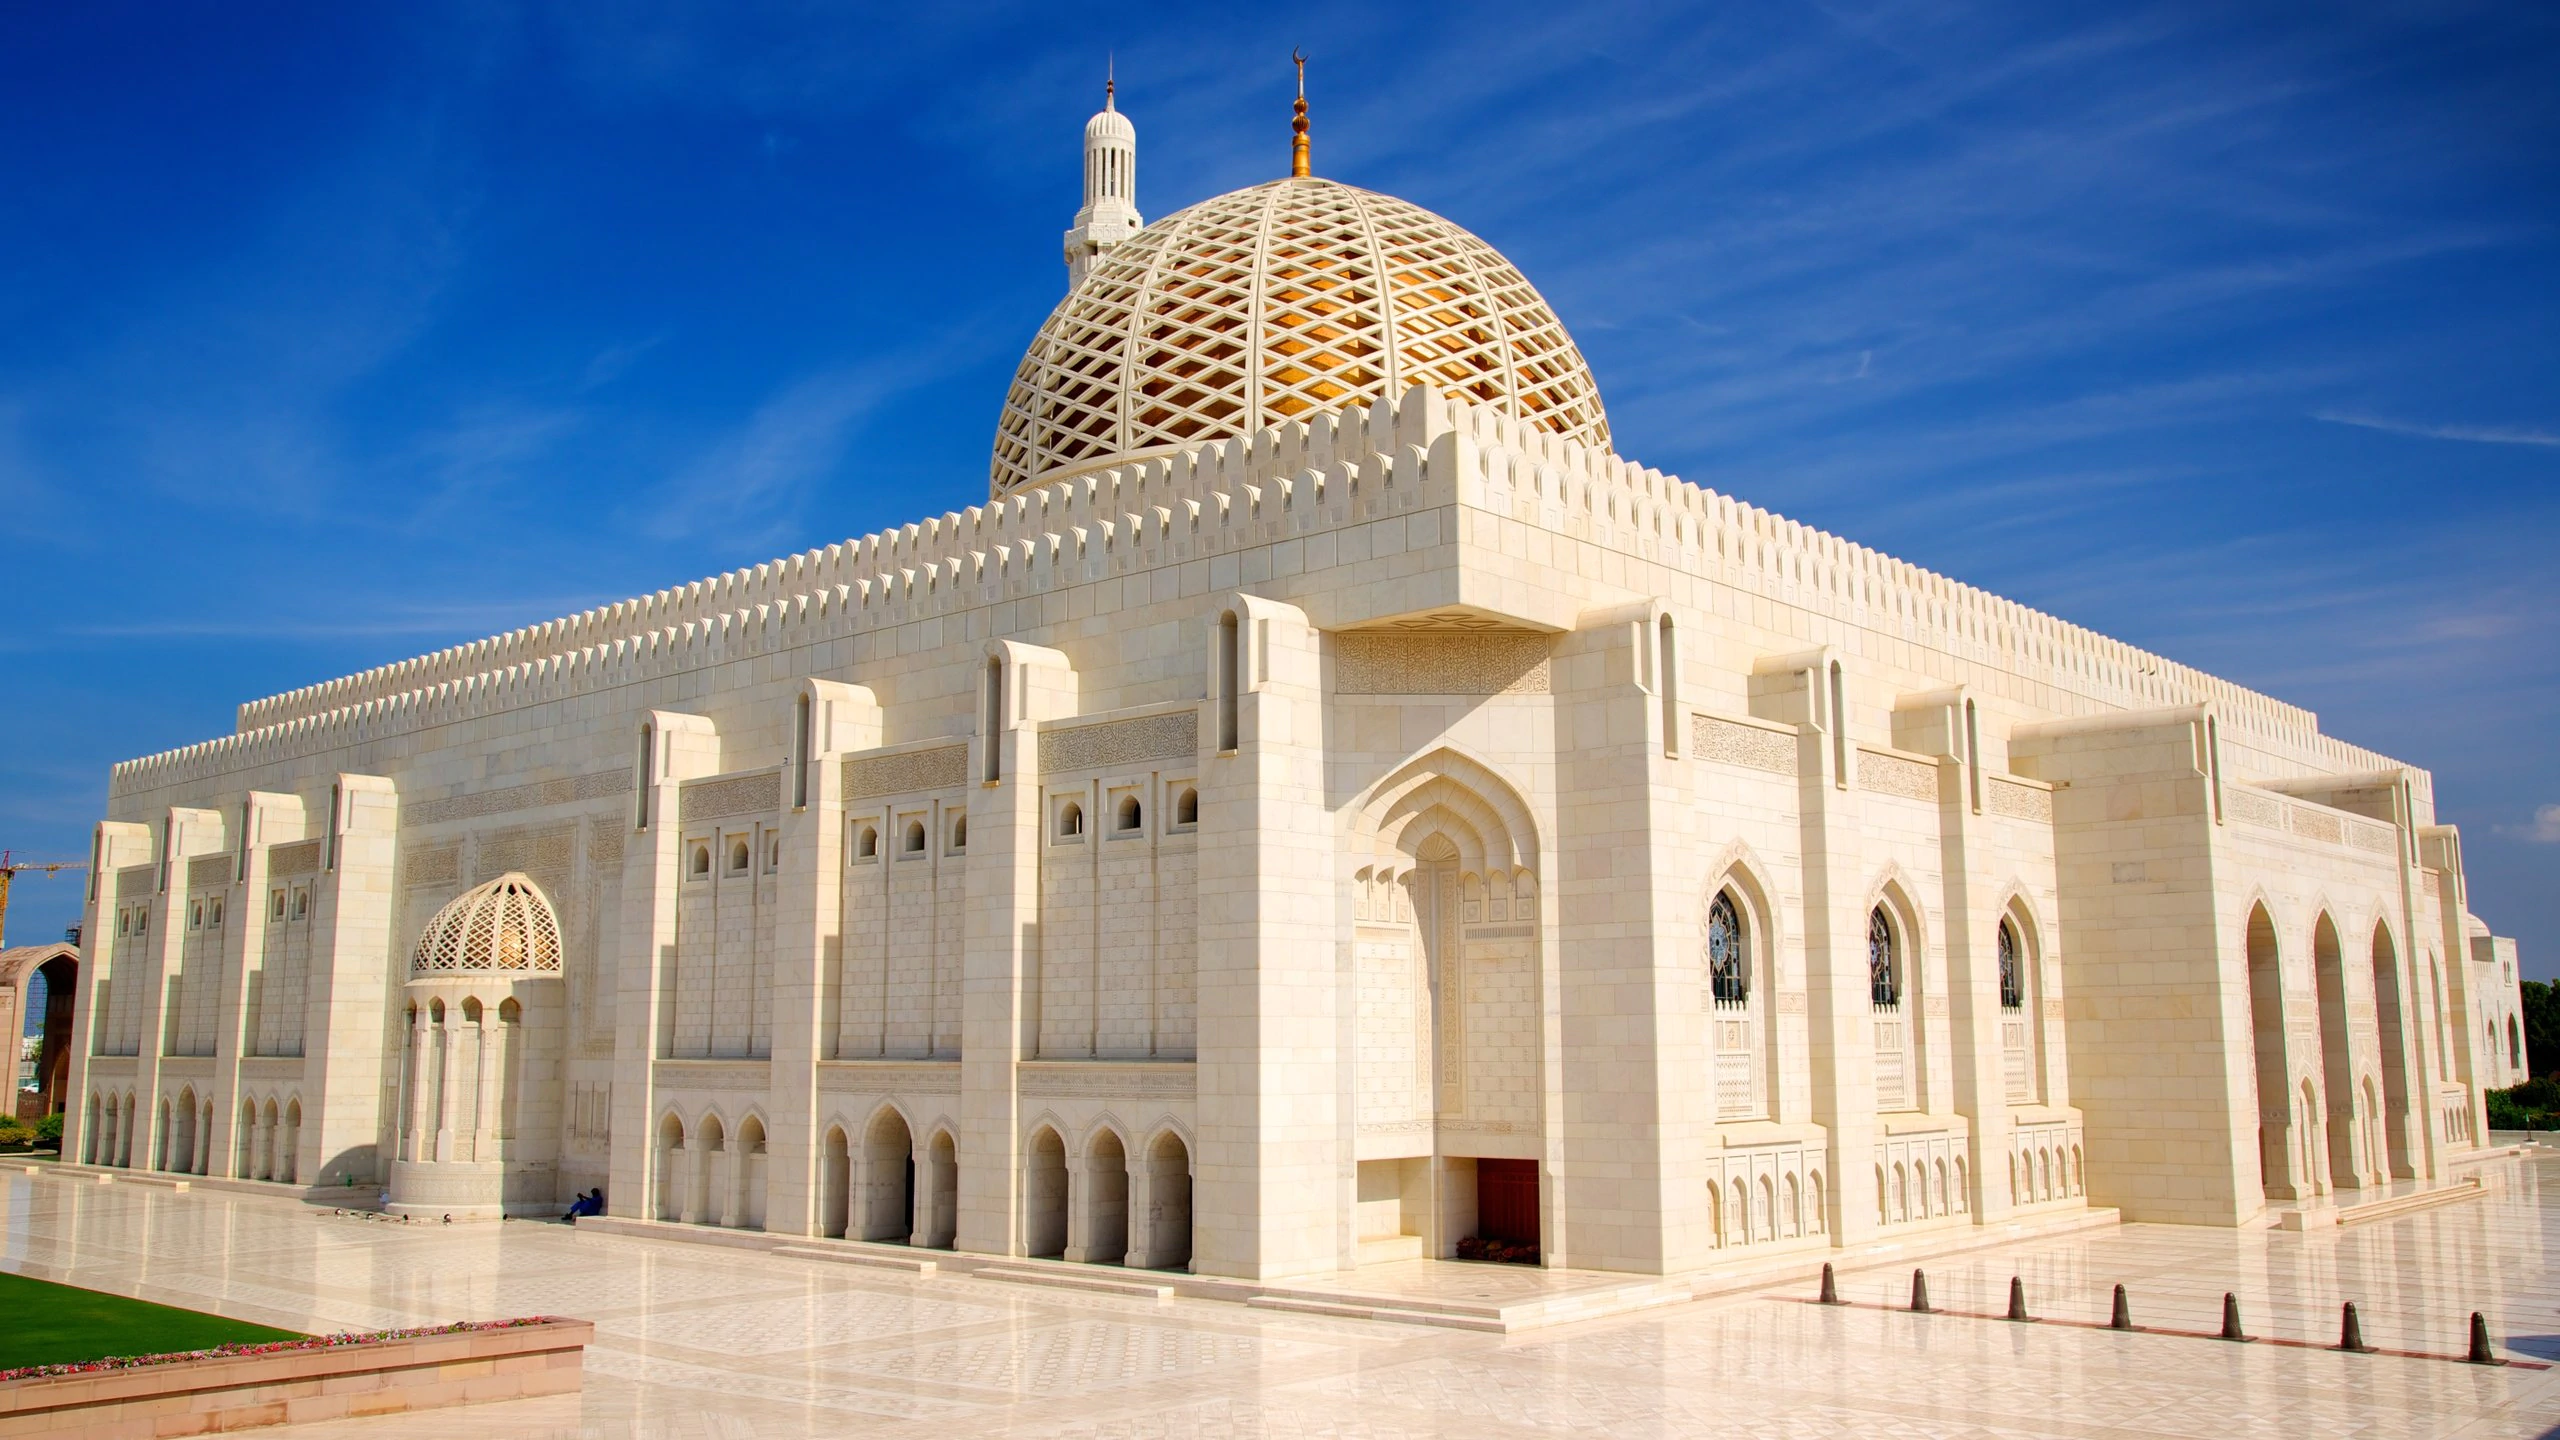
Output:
410 873 564 974
992 177 1609 496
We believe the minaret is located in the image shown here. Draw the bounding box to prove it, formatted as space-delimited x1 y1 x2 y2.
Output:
1064 74 1141 289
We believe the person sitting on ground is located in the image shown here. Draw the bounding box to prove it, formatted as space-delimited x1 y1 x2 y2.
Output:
561 1188 604 1222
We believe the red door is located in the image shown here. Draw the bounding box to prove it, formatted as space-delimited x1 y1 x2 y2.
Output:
1476 1159 1540 1246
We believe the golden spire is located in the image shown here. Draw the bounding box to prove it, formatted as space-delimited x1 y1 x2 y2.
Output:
1290 49 1310 178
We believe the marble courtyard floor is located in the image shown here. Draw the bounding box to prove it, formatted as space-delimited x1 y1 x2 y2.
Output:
7 1153 2560 1438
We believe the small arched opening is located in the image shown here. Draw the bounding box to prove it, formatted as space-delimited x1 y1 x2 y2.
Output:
922 1130 959 1249
655 1114 687 1222
1025 1127 1069 1259
1077 1128 1129 1265
693 1113 728 1226
2245 904 2295 1200
2312 913 2359 1188
862 1108 916 1243
1142 1131 1192 1271
820 1126 851 1238
735 1116 769 1231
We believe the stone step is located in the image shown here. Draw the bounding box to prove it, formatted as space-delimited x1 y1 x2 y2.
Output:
2336 1177 2484 1228
970 1265 1175 1301
771 1244 938 1274
1243 1293 1506 1332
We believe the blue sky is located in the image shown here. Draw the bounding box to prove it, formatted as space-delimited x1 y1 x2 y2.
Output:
2 2 2553 976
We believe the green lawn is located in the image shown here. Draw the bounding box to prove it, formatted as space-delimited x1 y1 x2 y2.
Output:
0 1270 304 1370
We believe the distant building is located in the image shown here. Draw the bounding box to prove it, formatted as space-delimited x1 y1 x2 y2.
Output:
64 85 2525 1276
3 943 79 1121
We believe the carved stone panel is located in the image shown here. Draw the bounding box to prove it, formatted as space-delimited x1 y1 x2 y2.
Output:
1335 632 1551 695
1692 715 1797 775
1039 711 1199 773
405 769 632 828
680 772 781 824
1858 750 1939 803
843 746 968 800
1986 778 2053 823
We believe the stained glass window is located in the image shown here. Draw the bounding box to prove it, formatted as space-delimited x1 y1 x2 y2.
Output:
1869 907 1899 1009
1708 891 1747 1005
1998 920 2023 1010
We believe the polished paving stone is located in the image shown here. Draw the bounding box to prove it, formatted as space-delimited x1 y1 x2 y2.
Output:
6 1152 2557 1438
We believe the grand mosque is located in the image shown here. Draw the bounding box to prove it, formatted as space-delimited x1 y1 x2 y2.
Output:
59 78 2528 1281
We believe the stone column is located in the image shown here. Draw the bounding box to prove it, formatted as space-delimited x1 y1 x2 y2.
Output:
1123 1163 1155 1267
957 641 1071 1257
1553 600 1711 1274
474 1013 499 1164
302 774 401 1189
434 1012 460 1163
1062 1151 1096 1263
1191 594 1336 1282
63 821 152 1172
610 711 720 1221
402 1004 431 1162
1752 649 1882 1244
771 682 880 1238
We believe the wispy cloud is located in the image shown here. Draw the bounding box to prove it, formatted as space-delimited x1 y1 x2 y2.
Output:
2312 411 2560 448
2511 805 2560 844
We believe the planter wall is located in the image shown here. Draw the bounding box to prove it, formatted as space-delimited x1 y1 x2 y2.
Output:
0 1318 590 1438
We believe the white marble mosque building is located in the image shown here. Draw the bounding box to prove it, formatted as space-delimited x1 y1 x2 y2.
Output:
60 81 2530 1282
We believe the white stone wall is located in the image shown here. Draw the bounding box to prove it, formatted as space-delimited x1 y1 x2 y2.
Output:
61 388 2527 1273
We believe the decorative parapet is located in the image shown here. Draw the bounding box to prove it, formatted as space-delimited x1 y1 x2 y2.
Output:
2227 786 2404 858
112 385 2400 796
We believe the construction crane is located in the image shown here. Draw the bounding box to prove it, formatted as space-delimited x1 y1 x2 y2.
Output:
0 850 88 951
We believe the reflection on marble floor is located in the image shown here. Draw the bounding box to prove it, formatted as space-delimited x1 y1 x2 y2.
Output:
5 1153 2558 1438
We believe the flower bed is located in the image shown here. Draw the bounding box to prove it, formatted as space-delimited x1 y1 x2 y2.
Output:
0 1315 590 1439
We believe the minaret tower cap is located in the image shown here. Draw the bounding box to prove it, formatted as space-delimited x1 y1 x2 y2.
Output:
1290 49 1311 178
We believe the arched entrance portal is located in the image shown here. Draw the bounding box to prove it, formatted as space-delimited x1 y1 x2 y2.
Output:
1347 749 1545 1263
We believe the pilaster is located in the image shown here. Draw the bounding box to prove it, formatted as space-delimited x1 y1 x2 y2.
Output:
1191 594 1333 1281
299 776 397 1189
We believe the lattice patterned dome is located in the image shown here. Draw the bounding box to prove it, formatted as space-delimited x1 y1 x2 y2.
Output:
991 176 1609 497
410 874 563 975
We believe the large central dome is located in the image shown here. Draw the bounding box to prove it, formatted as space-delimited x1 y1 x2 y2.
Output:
991 176 1610 498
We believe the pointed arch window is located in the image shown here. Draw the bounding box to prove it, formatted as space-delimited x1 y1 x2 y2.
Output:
1708 891 1748 1006
1997 920 2024 1010
1869 908 1901 1009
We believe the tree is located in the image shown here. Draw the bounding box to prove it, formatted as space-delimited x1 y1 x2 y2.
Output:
2521 980 2560 1078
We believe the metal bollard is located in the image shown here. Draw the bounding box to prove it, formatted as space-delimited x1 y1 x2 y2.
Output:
2468 1312 2507 1366
2219 1292 2249 1342
2005 1275 2032 1322
1909 1268 1934 1314
1817 1262 1843 1305
2109 1284 2133 1330
2336 1302 2375 1354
